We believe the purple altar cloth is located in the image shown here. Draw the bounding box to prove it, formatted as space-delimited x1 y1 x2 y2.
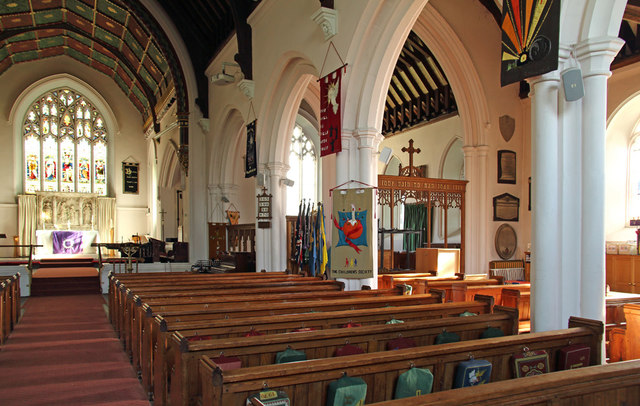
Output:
52 231 84 254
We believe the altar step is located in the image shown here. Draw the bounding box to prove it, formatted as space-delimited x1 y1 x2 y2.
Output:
36 257 98 268
31 275 100 297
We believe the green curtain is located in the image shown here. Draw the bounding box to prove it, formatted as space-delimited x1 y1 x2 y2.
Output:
403 204 429 251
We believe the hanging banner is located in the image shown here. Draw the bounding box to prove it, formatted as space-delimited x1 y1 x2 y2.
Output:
331 188 373 279
500 0 560 87
320 67 344 157
122 162 139 194
245 119 257 178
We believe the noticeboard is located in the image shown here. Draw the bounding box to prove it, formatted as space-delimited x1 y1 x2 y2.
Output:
123 162 139 194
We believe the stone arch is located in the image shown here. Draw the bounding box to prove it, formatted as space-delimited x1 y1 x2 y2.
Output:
10 73 119 194
159 140 180 190
257 52 319 166
210 106 246 187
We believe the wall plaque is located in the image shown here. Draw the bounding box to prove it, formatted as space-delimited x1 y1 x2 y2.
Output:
123 162 139 194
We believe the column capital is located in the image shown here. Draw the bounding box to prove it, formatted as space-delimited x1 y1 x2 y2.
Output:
462 144 490 157
266 162 290 178
575 36 625 78
527 70 561 95
354 128 384 149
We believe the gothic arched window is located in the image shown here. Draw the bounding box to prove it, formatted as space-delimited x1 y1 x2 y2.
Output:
629 135 640 222
23 88 108 195
286 126 317 215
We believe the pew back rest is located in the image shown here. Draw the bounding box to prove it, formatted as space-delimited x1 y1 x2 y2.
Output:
199 317 602 406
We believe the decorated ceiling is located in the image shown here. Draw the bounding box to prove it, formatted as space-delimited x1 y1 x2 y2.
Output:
0 0 178 130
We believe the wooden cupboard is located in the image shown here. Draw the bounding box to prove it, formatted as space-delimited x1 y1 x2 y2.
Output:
606 254 640 293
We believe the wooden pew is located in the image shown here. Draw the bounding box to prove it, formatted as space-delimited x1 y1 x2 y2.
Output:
369 360 640 405
604 291 640 361
623 303 640 360
501 288 531 332
136 293 445 397
378 275 502 296
117 279 344 350
0 273 20 344
129 287 404 385
167 307 517 406
108 272 305 324
110 274 326 328
199 317 602 406
449 283 530 303
150 298 492 403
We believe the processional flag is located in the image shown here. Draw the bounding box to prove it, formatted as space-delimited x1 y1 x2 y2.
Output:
245 120 257 178
500 0 560 87
320 66 345 157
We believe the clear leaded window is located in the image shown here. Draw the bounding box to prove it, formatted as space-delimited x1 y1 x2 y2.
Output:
629 136 640 222
24 88 107 195
286 126 317 215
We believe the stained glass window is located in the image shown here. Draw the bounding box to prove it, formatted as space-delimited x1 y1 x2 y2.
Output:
23 88 108 195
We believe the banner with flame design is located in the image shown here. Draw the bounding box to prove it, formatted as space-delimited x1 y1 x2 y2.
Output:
500 0 560 86
331 188 373 279
320 67 344 157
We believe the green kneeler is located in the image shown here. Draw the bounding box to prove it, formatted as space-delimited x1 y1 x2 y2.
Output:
275 347 307 364
326 374 367 406
394 367 434 399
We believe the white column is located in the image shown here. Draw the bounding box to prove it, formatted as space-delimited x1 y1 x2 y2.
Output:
558 46 582 325
188 122 208 262
335 131 353 185
461 145 488 275
267 162 289 272
354 128 383 289
576 37 624 322
254 165 270 272
529 71 563 332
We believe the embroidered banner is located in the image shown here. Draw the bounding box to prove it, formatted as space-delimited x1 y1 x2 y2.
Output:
245 119 257 178
320 67 344 157
500 0 560 86
52 231 83 254
331 188 373 279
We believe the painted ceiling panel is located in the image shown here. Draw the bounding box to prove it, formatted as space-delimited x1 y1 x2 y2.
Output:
39 46 64 58
32 0 63 10
0 1 30 14
34 9 64 25
2 14 33 29
95 13 124 37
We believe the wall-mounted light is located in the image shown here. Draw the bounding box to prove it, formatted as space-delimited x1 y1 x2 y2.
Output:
280 178 295 187
221 196 230 203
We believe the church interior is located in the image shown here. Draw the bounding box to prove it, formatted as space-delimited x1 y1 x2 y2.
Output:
1 0 640 405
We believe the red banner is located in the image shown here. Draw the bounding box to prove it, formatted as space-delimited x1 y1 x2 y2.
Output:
320 67 344 157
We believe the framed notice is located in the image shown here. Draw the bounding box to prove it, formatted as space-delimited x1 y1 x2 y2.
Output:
123 162 139 194
256 188 272 229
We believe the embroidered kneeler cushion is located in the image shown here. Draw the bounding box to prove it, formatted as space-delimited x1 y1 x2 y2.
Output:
334 344 365 357
480 326 504 338
393 367 433 399
459 311 478 317
246 389 290 406
453 357 492 388
512 348 549 377
386 318 404 324
340 322 362 328
243 329 264 337
186 334 212 341
434 329 460 344
292 327 316 332
386 336 416 350
275 347 307 364
211 354 241 371
557 344 591 370
326 375 367 406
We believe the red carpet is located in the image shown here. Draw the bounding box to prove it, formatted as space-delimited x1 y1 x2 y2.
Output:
0 295 149 406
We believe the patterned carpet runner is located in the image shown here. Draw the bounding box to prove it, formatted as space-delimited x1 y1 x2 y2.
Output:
0 294 149 406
